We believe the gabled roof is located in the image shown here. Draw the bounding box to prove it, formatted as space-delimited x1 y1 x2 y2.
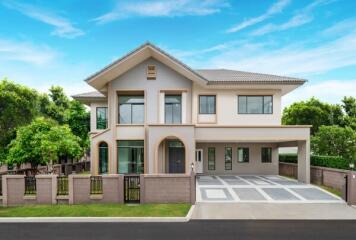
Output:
85 42 208 90
196 69 306 85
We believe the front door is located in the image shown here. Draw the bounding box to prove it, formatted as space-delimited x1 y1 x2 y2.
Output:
168 145 185 173
195 149 203 173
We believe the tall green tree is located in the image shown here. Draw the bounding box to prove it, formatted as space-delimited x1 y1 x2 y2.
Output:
0 79 41 161
341 96 356 130
6 118 82 168
282 97 344 134
311 125 356 161
65 100 90 149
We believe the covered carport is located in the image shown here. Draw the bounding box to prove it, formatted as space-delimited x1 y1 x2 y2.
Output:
195 125 311 183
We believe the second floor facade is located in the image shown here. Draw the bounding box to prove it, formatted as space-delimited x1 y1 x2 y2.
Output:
73 43 306 134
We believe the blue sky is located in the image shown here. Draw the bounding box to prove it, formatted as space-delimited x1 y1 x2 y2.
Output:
0 0 355 107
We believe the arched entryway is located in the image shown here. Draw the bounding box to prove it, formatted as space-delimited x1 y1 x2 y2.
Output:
156 137 186 174
98 142 108 174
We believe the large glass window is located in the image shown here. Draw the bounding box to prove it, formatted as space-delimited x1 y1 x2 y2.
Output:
99 142 108 174
199 95 216 114
261 147 272 163
96 107 108 129
119 96 144 124
238 148 249 163
117 140 144 174
165 95 181 124
208 147 216 170
238 96 273 114
225 147 232 170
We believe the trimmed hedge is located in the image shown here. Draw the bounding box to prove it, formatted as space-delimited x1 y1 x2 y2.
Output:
279 154 350 170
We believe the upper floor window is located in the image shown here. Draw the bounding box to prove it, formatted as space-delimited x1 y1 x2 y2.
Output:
119 96 144 124
199 95 216 114
165 95 181 124
238 96 273 114
96 107 108 129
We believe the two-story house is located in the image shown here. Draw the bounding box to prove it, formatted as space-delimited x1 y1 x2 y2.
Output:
73 42 311 184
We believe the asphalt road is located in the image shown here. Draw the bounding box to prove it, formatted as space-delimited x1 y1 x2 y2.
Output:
1 220 356 240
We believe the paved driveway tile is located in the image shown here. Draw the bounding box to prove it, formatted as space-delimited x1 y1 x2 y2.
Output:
233 188 266 201
262 188 300 201
290 188 339 200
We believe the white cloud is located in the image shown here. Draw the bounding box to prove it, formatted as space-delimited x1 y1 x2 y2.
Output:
322 18 356 36
2 0 84 38
282 80 356 108
226 0 290 33
251 13 312 36
0 39 56 65
251 0 333 36
207 29 356 76
93 0 229 24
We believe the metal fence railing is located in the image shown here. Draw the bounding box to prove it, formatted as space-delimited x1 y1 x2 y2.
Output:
57 176 69 196
90 176 103 195
24 176 36 195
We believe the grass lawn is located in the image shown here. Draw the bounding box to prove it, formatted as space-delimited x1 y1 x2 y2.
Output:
0 204 191 217
317 185 342 197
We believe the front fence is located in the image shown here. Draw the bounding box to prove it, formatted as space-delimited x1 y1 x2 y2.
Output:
90 176 103 195
57 176 68 196
24 176 36 195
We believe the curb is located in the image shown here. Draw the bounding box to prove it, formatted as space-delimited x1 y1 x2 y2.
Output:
0 205 196 223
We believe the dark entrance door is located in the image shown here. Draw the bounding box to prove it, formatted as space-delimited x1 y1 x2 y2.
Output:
168 146 185 173
124 175 140 203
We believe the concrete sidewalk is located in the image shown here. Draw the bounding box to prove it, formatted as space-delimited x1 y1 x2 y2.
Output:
192 203 356 219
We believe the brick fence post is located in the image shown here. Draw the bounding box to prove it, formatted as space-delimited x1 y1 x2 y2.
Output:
347 171 356 205
2 175 25 206
140 174 145 204
36 175 57 204
190 171 196 204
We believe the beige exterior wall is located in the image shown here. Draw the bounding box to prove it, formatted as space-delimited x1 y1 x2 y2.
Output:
110 57 193 124
86 56 310 180
192 84 282 126
196 142 279 175
90 101 108 133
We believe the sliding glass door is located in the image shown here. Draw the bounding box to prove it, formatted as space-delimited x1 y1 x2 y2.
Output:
117 140 144 174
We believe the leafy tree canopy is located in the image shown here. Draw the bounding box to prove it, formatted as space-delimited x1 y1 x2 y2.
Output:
311 125 356 161
6 117 82 168
0 80 41 161
282 97 344 134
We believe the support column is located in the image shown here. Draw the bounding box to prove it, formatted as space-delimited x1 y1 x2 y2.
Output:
297 140 310 183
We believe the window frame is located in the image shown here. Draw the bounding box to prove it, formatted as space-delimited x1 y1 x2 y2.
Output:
98 142 108 174
118 95 145 124
237 147 249 163
238 95 273 114
261 147 273 163
224 147 232 170
199 95 216 114
96 107 108 130
208 147 216 170
164 95 182 124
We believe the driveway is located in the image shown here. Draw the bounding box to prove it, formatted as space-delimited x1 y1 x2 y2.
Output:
196 175 343 203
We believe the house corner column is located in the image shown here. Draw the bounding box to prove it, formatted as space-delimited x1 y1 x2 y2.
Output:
297 140 310 183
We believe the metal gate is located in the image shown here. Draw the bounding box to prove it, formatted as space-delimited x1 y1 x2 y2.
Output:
124 175 140 203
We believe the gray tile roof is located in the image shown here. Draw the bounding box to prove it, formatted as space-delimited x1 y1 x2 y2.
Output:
72 91 105 99
196 69 306 84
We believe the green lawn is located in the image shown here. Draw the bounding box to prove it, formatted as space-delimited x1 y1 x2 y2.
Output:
0 204 191 217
